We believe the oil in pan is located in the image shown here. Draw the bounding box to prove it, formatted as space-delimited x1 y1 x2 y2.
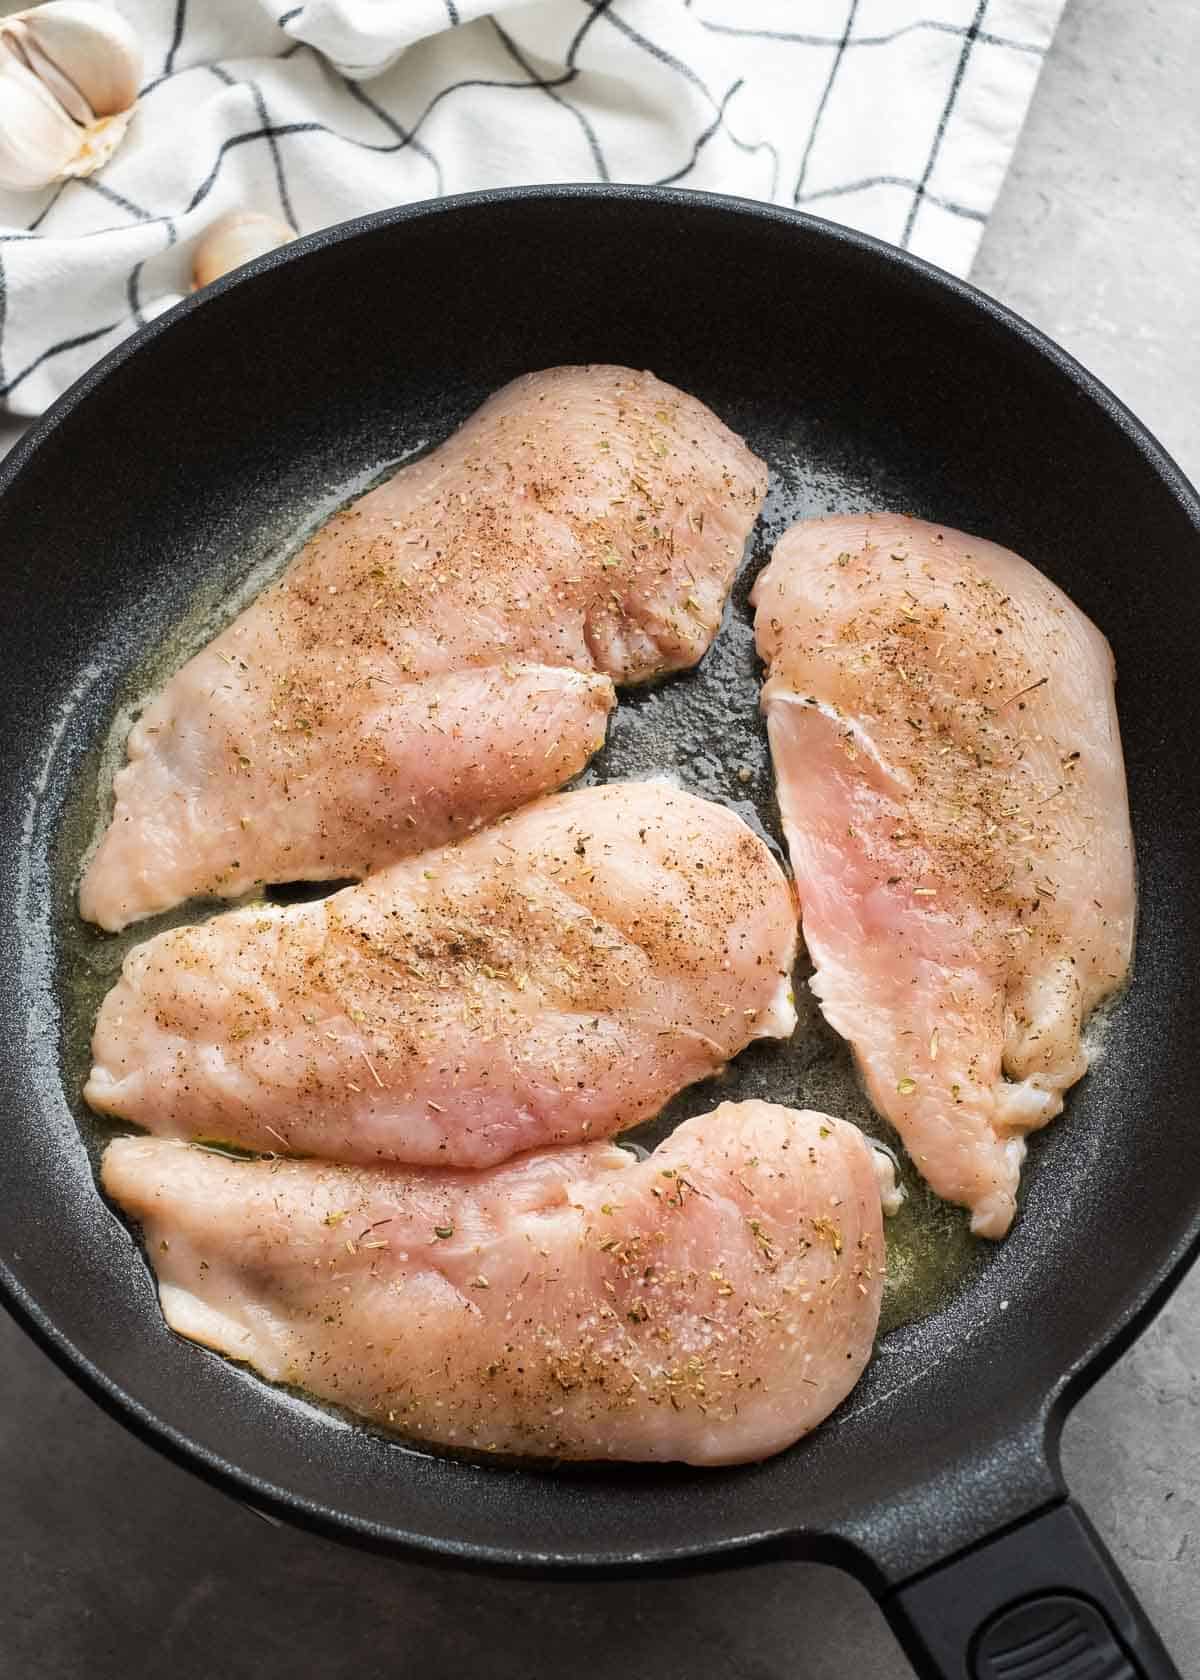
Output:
52 436 988 1377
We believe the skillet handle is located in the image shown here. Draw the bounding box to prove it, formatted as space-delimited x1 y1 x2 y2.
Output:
879 1499 1182 1679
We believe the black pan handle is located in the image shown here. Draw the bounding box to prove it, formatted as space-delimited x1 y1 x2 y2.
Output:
879 1499 1182 1679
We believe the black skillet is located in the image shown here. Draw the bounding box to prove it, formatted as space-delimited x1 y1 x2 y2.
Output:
1 187 1197 1679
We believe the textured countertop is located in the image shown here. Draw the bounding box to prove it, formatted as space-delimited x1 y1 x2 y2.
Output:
2 1 1197 1673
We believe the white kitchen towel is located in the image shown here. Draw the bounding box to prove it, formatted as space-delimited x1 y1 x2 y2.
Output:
0 0 1066 417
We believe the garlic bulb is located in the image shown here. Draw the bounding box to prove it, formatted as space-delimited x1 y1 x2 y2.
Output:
0 3 143 192
192 211 295 290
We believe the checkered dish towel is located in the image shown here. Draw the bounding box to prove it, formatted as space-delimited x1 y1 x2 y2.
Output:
0 0 1065 416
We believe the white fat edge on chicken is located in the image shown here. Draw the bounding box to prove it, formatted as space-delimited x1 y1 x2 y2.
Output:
871 1144 905 1217
762 687 910 794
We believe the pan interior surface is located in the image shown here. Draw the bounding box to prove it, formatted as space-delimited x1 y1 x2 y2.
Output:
1 189 1198 1580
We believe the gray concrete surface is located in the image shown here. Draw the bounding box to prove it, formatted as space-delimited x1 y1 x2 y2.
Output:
1 1 1197 1674
974 0 1200 480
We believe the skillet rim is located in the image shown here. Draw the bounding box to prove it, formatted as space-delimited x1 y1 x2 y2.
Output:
1 182 1198 1573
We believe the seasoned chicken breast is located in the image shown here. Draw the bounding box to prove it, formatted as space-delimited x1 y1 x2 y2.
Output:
753 514 1134 1238
82 366 767 931
101 1101 887 1466
87 782 798 1165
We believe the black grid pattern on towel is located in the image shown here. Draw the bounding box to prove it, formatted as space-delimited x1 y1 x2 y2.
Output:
713 0 1014 230
0 0 1049 407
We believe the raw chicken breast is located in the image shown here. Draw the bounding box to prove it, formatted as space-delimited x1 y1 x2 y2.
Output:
753 514 1134 1238
87 782 798 1166
101 1101 887 1465
82 366 767 931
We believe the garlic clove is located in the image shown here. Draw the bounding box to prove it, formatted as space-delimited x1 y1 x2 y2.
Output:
0 48 81 191
10 3 142 119
0 2 142 191
193 212 296 290
7 21 96 126
58 104 133 179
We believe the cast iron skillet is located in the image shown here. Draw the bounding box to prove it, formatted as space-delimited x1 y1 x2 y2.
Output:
1 187 1197 1679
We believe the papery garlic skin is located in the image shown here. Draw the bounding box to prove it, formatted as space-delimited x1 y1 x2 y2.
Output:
0 49 80 189
15 2 142 117
0 2 143 191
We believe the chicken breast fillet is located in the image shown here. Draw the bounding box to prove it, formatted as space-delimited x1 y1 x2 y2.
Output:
753 514 1134 1238
101 1102 886 1466
87 782 798 1166
82 366 768 931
